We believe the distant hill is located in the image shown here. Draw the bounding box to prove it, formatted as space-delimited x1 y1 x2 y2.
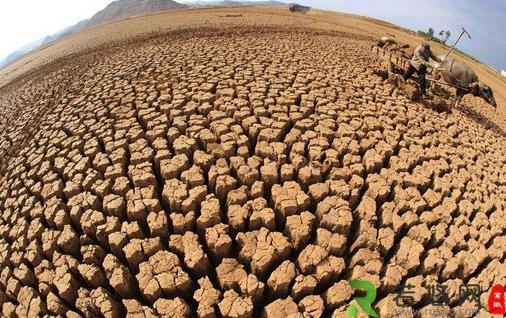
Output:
40 0 187 47
79 0 187 30
187 0 287 7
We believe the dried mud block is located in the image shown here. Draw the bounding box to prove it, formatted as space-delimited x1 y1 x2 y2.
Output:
136 250 192 303
39 229 59 260
421 246 452 277
297 244 328 275
280 164 296 183
108 232 128 259
103 194 127 219
123 237 163 271
197 194 222 234
126 188 161 223
103 254 135 298
290 275 317 301
298 295 324 318
181 165 205 188
193 150 214 172
154 298 191 318
250 180 264 199
208 158 231 190
377 227 395 256
314 256 346 288
315 196 352 234
488 236 506 260
266 260 297 298
193 276 221 318
76 288 96 317
284 211 315 250
239 273 265 304
362 148 384 174
162 179 188 213
78 263 107 288
236 228 291 277
215 175 237 203
189 184 208 206
81 209 107 239
297 161 322 189
146 211 169 238
383 237 424 291
128 163 156 188
112 176 131 196
2 301 17 318
5 276 21 302
123 299 158 317
13 263 36 287
406 223 431 246
315 228 346 256
347 249 382 286
354 197 378 238
218 290 254 318
247 197 276 231
308 182 329 203
236 164 260 188
33 260 54 296
54 265 79 304
173 135 198 158
405 275 425 306
260 160 279 188
14 286 47 317
96 216 122 249
323 281 353 310
261 297 300 318
271 181 310 226
81 244 106 265
216 258 248 290
47 291 73 316
205 223 233 259
227 204 249 233
226 185 249 208
160 154 190 181
170 212 196 234
169 232 211 277
90 287 122 318
363 174 391 204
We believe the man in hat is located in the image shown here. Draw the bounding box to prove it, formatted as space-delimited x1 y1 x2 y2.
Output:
403 41 442 96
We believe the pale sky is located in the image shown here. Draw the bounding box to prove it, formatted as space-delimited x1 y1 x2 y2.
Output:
0 0 504 70
0 0 111 59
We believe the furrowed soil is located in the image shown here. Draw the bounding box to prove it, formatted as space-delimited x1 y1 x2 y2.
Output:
0 6 505 318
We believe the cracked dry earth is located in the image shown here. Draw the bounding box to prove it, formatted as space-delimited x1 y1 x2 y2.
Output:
0 25 505 318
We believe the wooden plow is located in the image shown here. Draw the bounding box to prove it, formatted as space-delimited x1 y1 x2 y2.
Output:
371 45 410 70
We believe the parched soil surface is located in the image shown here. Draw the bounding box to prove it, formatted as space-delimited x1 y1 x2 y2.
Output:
0 9 505 318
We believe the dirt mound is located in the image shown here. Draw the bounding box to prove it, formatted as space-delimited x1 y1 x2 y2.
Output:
0 20 505 318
